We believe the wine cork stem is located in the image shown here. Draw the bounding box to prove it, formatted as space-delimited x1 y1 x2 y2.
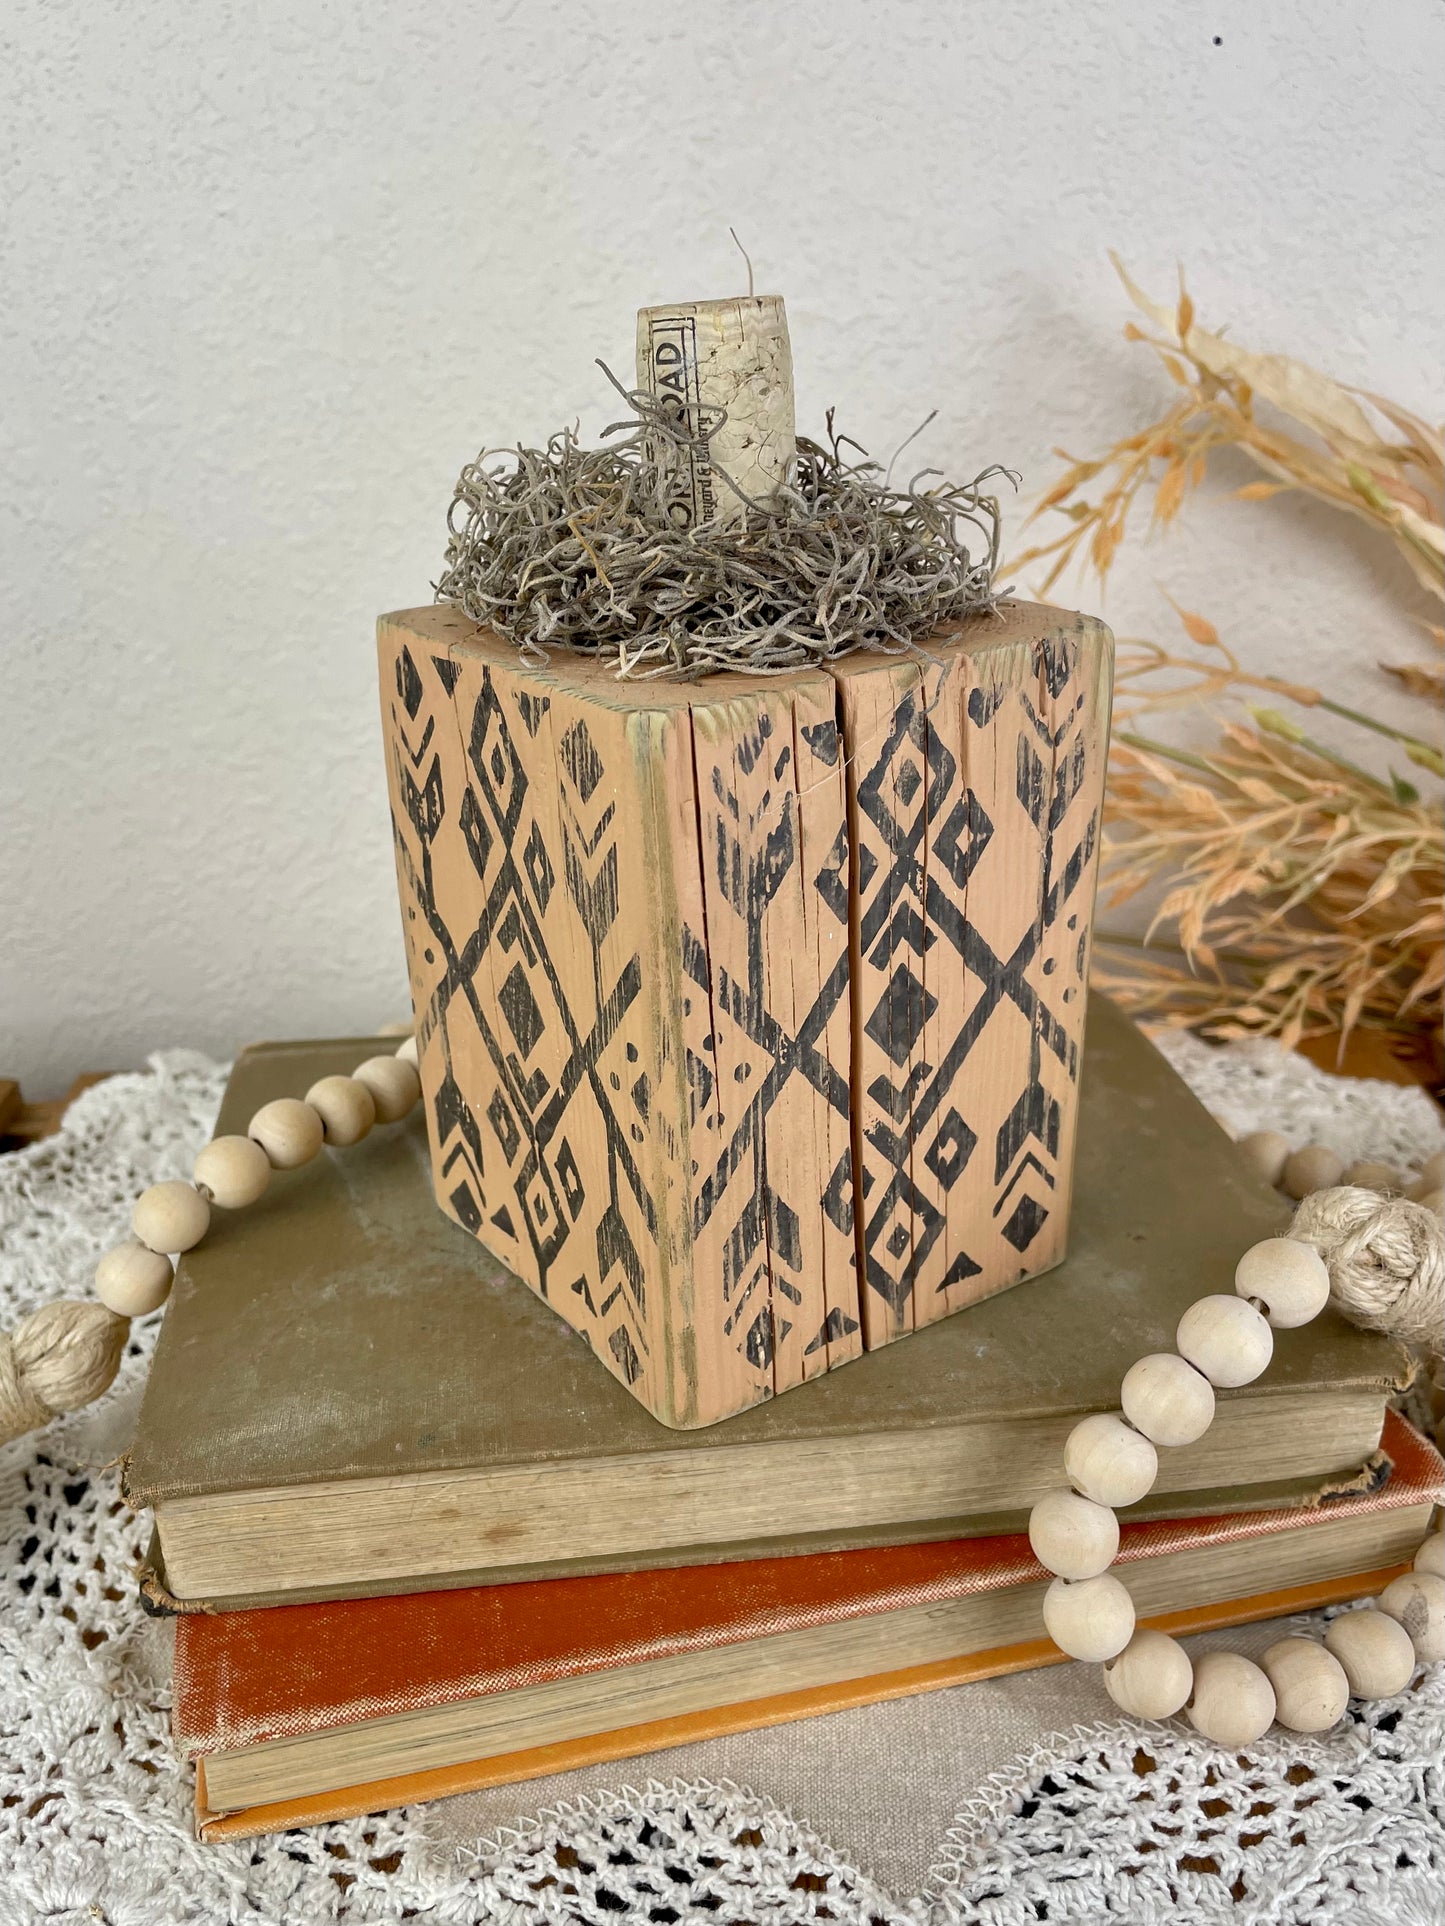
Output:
635 295 795 529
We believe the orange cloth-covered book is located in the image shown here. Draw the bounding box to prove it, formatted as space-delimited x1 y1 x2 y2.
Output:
179 1409 1441 1840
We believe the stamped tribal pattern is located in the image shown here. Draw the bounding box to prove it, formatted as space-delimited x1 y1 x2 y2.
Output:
379 604 1110 1425
677 686 860 1408
384 638 662 1406
840 623 1107 1342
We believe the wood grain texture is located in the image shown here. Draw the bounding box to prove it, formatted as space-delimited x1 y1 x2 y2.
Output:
824 608 1111 1340
378 602 1112 1426
0 1072 111 1149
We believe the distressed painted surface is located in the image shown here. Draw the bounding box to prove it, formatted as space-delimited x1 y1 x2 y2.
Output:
380 602 1111 1426
835 617 1109 1346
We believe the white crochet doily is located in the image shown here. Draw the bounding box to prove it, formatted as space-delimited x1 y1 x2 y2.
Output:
0 1039 1441 1925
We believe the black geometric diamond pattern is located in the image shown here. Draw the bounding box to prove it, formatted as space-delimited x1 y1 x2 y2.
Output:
864 965 937 1067
386 655 651 1396
681 627 1102 1345
846 632 1102 1326
385 614 1105 1412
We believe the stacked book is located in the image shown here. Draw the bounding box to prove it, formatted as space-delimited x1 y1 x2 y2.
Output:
124 998 1440 1840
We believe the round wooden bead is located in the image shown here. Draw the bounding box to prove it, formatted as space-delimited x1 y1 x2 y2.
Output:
394 1033 419 1067
1343 1159 1402 1194
352 1055 421 1124
1185 1650 1276 1747
1237 1129 1291 1187
1378 1569 1445 1663
94 1241 174 1317
194 1135 272 1210
1259 1636 1349 1732
1176 1295 1273 1388
1282 1142 1344 1200
1414 1533 1445 1580
132 1181 210 1254
1410 1184 1444 1216
1064 1414 1158 1507
1233 1238 1330 1329
1323 1607 1416 1699
248 1098 325 1170
1102 1629 1193 1719
1042 1574 1136 1662
1120 1353 1215 1447
1028 1488 1120 1580
1413 1147 1445 1192
305 1075 377 1148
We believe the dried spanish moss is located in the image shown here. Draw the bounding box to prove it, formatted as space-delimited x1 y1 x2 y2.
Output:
437 368 1015 678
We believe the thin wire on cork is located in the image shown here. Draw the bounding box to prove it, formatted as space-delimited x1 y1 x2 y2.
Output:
437 369 1015 681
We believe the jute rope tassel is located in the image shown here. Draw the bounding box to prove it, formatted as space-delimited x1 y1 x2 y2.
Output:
0 1300 129 1445
0 1039 422 1447
1290 1186 1443 1349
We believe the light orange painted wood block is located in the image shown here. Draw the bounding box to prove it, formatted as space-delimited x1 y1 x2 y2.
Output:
379 602 1111 1427
835 620 1110 1341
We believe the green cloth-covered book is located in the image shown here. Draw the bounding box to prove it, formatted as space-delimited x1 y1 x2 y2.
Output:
125 997 1403 1611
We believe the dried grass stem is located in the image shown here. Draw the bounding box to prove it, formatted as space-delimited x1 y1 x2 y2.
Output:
1015 260 1444 1050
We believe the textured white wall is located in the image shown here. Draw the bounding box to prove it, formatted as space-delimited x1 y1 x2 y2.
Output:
2 0 1441 1091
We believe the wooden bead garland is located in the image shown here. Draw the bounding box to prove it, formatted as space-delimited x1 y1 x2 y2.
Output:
1323 1609 1416 1699
1102 1629 1193 1718
1237 1129 1290 1188
133 1180 210 1254
1343 1159 1403 1194
305 1075 377 1148
1240 1125 1443 1219
352 1056 422 1124
1259 1636 1349 1733
1233 1237 1329 1328
1282 1142 1344 1200
1119 1353 1214 1446
0 1037 422 1448
247 1097 325 1170
1035 1205 1442 1748
1176 1293 1273 1387
1378 1569 1445 1663
194 1135 272 1209
1028 1487 1120 1579
94 1242 174 1318
1186 1652 1276 1747
1062 1412 1158 1506
1042 1572 1135 1662
3 1026 1441 1762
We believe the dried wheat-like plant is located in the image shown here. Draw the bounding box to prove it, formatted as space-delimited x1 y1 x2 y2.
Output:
1096 613 1443 1049
1014 263 1444 1048
1007 254 1444 626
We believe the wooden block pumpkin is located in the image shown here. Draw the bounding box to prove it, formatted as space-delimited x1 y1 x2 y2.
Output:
379 599 1111 1427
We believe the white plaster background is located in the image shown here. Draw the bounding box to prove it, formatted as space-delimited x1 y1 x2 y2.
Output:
2 0 1441 1091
